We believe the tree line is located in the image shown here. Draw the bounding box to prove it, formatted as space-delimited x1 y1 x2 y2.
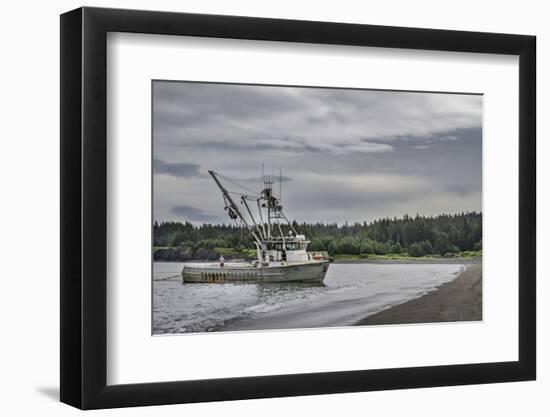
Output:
154 212 481 257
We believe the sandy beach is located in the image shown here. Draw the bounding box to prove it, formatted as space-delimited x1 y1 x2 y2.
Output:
355 263 482 326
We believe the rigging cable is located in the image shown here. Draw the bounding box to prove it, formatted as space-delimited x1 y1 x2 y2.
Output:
217 173 261 197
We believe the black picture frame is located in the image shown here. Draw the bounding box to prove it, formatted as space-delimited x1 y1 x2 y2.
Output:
60 6 536 410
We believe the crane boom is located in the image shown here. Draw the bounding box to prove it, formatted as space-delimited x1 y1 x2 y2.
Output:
208 170 249 228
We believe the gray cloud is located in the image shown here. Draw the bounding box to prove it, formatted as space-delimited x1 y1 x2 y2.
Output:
444 183 481 197
153 82 481 158
153 159 204 178
171 205 216 222
153 81 482 224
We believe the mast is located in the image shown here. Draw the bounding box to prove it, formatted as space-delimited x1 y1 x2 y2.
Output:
209 167 298 246
256 198 267 238
241 196 265 240
263 174 273 239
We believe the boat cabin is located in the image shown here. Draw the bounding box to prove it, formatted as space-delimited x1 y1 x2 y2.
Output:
261 234 309 263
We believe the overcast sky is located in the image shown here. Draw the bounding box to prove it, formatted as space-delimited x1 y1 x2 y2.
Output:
153 81 482 225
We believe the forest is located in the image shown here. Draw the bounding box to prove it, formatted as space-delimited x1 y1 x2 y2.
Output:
154 212 482 258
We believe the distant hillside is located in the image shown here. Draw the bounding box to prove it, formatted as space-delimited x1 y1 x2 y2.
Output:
153 212 482 260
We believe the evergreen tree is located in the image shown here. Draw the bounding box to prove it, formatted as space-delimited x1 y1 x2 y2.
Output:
153 212 482 256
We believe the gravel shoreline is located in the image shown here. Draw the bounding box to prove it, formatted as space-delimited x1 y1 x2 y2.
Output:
355 263 482 325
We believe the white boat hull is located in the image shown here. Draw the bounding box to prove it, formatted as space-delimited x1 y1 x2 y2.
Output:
182 260 329 283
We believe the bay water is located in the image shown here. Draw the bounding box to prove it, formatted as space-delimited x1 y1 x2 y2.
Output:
153 262 464 334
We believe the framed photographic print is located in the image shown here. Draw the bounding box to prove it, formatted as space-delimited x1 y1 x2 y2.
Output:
60 6 536 409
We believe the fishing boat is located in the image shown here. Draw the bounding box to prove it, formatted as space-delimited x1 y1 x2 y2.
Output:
181 169 330 283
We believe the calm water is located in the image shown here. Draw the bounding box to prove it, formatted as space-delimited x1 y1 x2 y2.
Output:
153 262 464 334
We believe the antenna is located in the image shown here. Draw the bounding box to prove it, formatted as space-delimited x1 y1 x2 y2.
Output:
279 167 282 203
